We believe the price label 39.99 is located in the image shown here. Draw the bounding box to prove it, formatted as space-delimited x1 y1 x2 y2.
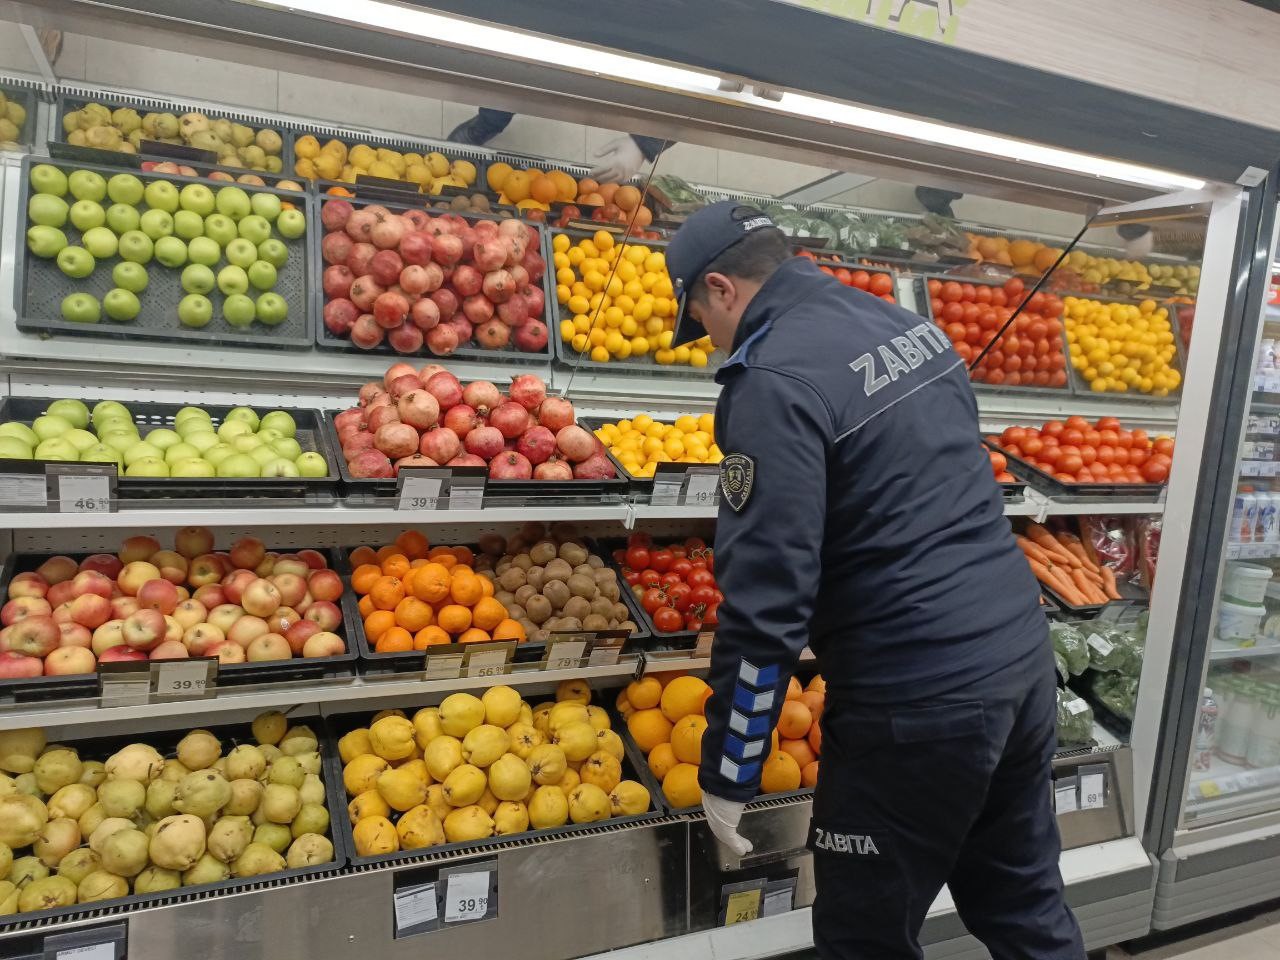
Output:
440 861 498 925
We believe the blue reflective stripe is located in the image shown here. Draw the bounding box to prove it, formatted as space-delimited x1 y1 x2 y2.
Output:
724 732 765 761
732 684 774 715
738 660 780 690
729 709 773 738
718 758 762 785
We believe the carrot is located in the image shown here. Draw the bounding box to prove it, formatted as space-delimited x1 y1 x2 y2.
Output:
1026 524 1073 559
1016 536 1053 567
1072 568 1108 604
1029 558 1086 605
1099 566 1122 602
1062 540 1099 572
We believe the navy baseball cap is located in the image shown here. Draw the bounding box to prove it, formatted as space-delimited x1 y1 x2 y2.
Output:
667 201 777 347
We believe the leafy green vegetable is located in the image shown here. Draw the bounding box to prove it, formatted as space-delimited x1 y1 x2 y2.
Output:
1056 688 1094 745
1050 622 1090 676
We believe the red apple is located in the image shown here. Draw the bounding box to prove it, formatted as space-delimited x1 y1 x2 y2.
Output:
222 570 257 606
148 640 190 660
98 645 146 663
192 584 225 609
7 572 49 599
150 551 188 585
46 581 76 609
254 553 278 578
241 579 283 618
172 599 208 630
4 616 60 658
302 600 343 632
45 646 96 676
227 615 270 649
272 558 309 578
307 569 344 603
284 618 321 654
174 526 215 559
206 604 246 635
118 561 162 596
266 607 299 635
91 620 126 655
247 633 292 662
162 616 184 644
136 579 180 615
183 623 224 656
206 640 246 665
0 651 42 678
119 536 162 564
269 574 307 608
297 549 328 570
109 596 140 620
229 537 266 571
51 602 75 625
78 554 123 580
71 570 114 600
122 609 166 651
186 553 225 588
2 597 52 626
57 622 92 649
36 555 78 585
302 631 345 658
69 593 113 629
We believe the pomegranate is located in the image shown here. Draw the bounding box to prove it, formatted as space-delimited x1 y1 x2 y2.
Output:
516 425 555 465
350 314 385 349
451 264 483 298
321 198 354 231
523 285 545 316
462 295 494 325
404 209 431 231
472 238 507 272
410 297 441 332
349 275 385 312
395 454 438 472
387 374 423 401
348 450 394 478
347 242 376 277
520 247 546 282
425 371 463 410
334 407 365 431
400 264 431 296
475 319 511 350
419 363 448 381
418 262 445 294
384 362 418 387
443 404 481 439
489 451 533 480
573 452 616 480
447 453 486 467
344 209 376 242
399 231 433 266
430 287 459 321
508 264 529 289
367 405 401 432
426 324 459 356
323 298 358 336
508 374 547 411
533 458 573 480
490 401 532 439
373 290 410 329
513 319 548 352
537 396 575 432
322 264 354 299
446 316 473 345
464 425 505 460
358 383 384 406
342 432 376 459
420 427 462 463
370 249 404 287
388 324 424 354
432 234 464 265
482 269 515 303
375 422 419 459
462 381 501 414
497 293 530 327
322 231 353 266
370 209 406 249
556 424 597 463
398 390 440 430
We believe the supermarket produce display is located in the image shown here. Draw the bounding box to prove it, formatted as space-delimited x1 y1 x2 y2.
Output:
0 86 30 150
986 416 1174 489
1063 295 1183 397
614 535 721 638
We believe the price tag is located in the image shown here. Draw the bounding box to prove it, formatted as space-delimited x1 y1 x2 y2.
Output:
1079 769 1106 810
152 658 216 700
1066 697 1090 716
0 472 46 507
448 472 486 510
723 888 762 926
464 642 514 678
762 879 797 917
397 472 443 511
683 469 719 506
695 631 715 657
46 463 118 513
1087 633 1114 657
544 637 587 671
424 652 464 680
586 631 628 666
98 662 151 707
393 882 438 937
55 947 114 960
43 921 127 960
650 477 683 506
1054 780 1079 814
441 863 497 924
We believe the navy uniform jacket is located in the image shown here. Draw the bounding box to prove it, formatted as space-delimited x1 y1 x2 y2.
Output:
700 257 1047 802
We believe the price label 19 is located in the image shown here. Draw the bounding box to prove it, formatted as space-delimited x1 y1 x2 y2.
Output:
683 470 719 506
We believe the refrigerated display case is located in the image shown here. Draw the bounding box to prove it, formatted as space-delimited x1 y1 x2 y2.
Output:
0 1 1275 957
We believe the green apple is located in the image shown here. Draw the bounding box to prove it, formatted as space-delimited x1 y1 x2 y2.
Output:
46 400 89 429
60 292 100 323
163 442 199 465
257 238 288 269
247 260 277 291
185 432 221 454
68 170 107 203
237 214 271 245
29 194 69 228
96 417 136 439
139 208 174 241
0 422 38 446
255 292 288 325
173 210 204 241
187 236 221 267
81 444 123 468
101 431 141 455
181 264 215 295
295 452 328 477
202 443 236 467
33 415 73 441
177 293 213 328
175 419 214 440
170 458 215 478
107 173 144 206
126 456 170 478
255 428 282 445
261 457 300 477
69 199 105 232
26 225 68 259
102 288 141 323
64 429 98 452
144 428 182 451
179 183 216 216
231 434 262 453
217 265 249 296
214 186 251 221
112 261 149 294
105 203 141 234
29 164 69 197
249 446 280 467
216 453 260 478
123 441 163 466
223 293 255 328
259 411 297 438
270 438 303 460
174 406 211 428
142 180 179 213
117 230 154 265
275 209 306 240
224 407 260 431
92 400 130 424
0 437 34 459
204 214 237 247
250 192 282 222
224 237 257 269
82 227 119 259
154 236 188 268
35 437 79 461
57 246 95 279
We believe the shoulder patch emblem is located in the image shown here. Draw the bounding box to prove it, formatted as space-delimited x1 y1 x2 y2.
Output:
720 453 755 512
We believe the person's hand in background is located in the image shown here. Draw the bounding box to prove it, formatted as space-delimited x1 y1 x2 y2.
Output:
590 136 647 182
704 792 752 856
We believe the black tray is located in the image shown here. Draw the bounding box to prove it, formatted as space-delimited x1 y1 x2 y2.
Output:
0 80 40 149
0 546 360 693
983 439 1166 501
16 155 315 350
547 227 727 377
285 124 488 194
323 408 629 502
1057 291 1185 404
326 689 666 869
0 711 348 931
311 192 553 364
1040 581 1148 620
600 538 716 652
576 416 677 489
0 396 340 503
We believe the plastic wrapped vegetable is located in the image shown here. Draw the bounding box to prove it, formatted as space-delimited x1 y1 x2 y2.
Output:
1085 627 1144 676
1050 622 1090 676
1054 650 1070 684
1090 673 1138 720
1056 687 1094 745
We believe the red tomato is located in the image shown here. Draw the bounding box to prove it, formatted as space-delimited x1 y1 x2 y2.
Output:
869 274 894 297
979 309 1000 330
1083 430 1101 447
931 298 945 318
687 568 716 589
1021 436 1044 457
690 585 717 608
1058 453 1083 474
670 559 693 579
945 322 967 343
988 369 1006 385
1096 445 1116 465
1027 292 1046 313
1131 429 1150 450
820 266 834 276
927 279 942 297
1050 370 1068 387
975 285 993 305
1001 426 1028 447
965 323 983 345
851 270 872 291
625 545 651 570
960 283 977 302
954 342 974 362
942 302 965 324
941 281 963 303
1096 417 1121 431
703 603 719 627
1114 431 1133 449
989 450 1008 472
650 549 673 572
1027 320 1048 341
1153 437 1175 457
641 588 666 614
1079 445 1097 466
1043 420 1065 438
669 545 687 559
1065 416 1090 431
962 303 981 324
834 268 852 286
660 571 683 588
653 607 683 632
1062 429 1085 446
639 569 661 588
623 569 640 585
991 289 1008 308
1142 455 1172 483
667 583 693 612
1004 277 1025 300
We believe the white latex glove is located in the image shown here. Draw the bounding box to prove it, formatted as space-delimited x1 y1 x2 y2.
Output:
589 137 646 182
704 792 752 857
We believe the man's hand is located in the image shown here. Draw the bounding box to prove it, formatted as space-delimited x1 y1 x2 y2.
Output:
589 137 646 182
704 792 752 856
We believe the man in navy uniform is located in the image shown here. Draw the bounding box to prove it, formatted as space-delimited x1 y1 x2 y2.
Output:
666 201 1085 959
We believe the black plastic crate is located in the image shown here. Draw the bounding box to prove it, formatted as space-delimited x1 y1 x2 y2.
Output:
599 538 717 652
311 192 553 364
284 124 488 193
0 80 40 149
578 415 715 492
1056 291 1184 403
0 396 340 503
0 711 348 931
983 439 1165 501
1040 581 1147 620
16 155 315 350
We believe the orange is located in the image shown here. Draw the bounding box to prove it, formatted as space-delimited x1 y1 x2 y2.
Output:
364 609 395 641
1009 239 1039 269
477 576 495 598
326 185 354 197
614 185 642 212
806 675 826 694
577 177 600 197
449 572 482 607
410 558 429 568
626 676 662 710
777 701 812 740
632 205 653 228
451 546 474 566
370 576 406 611
358 595 375 618
349 545 377 567
471 596 507 632
427 546 457 568
411 563 451 603
457 627 491 644
503 171 532 203
414 625 451 649
530 175 557 205
760 750 802 793
799 690 825 722
659 676 712 723
579 191 605 206
399 567 419 596
375 626 413 653
598 182 618 203
647 742 678 781
807 723 822 756
486 161 513 193
1033 246 1061 274
380 553 411 579
395 530 429 560
801 760 819 788
661 763 702 808
352 563 382 595
437 604 472 634
785 677 803 701
627 708 673 754
551 170 577 202
649 670 686 687
375 544 400 564
779 738 816 770
615 689 633 718
394 597 434 632
491 618 526 643
670 715 707 765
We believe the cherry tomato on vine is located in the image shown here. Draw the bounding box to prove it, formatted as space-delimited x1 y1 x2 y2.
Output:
653 607 683 632
649 549 673 572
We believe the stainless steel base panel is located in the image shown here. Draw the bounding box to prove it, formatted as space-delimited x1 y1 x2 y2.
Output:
1153 827 1280 930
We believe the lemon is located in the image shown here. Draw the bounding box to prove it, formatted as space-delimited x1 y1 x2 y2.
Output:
590 346 610 363
583 271 605 293
559 320 575 341
573 314 591 335
552 234 570 253
621 317 639 337
588 328 606 347
556 267 575 287
568 248 586 267
632 414 653 432
571 333 589 353
556 284 571 304
674 345 691 364
630 336 650 356
690 349 709 368
617 340 633 359
604 331 625 354
674 415 698 434
593 230 614 250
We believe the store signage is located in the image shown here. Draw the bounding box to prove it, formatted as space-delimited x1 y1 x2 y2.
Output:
543 636 588 671
650 462 719 507
397 468 447 510
392 882 439 938
48 463 118 514
586 630 630 667
777 0 969 43
1053 774 1079 814
98 661 152 708
1078 765 1107 811
423 651 465 680
42 920 127 959
463 641 516 678
99 658 217 706
719 878 768 926
439 860 498 925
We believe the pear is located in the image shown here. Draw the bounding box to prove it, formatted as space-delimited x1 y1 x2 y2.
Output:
111 108 141 133
232 842 286 878
179 112 210 139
